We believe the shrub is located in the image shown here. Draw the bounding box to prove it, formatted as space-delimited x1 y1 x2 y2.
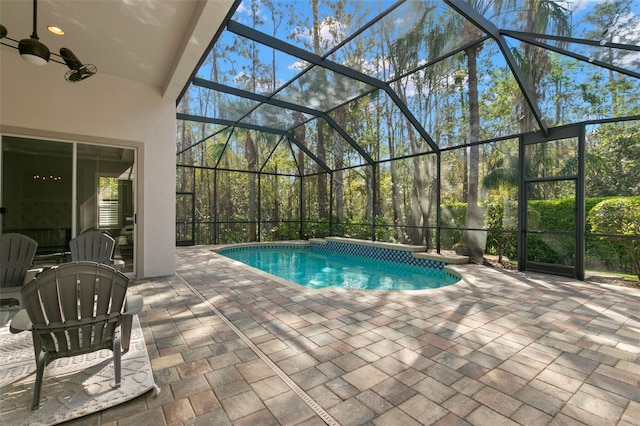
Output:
587 198 640 279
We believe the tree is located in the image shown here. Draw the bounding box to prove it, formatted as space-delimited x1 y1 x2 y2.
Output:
457 0 493 263
583 0 640 117
514 0 571 132
334 108 346 223
460 41 483 262
245 131 258 241
506 0 570 201
311 0 329 220
386 2 445 246
244 0 264 241
586 124 640 197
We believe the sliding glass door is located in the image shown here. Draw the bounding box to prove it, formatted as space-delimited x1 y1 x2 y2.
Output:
1 136 136 273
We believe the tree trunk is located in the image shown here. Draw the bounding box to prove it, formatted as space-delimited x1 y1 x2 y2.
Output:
386 115 401 241
409 183 422 244
462 44 484 263
409 138 428 245
223 154 233 229
311 0 328 220
368 166 378 224
294 122 306 236
245 132 258 241
317 126 328 219
273 171 280 240
334 108 345 223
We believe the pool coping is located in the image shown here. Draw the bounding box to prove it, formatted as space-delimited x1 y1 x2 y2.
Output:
210 240 311 252
211 239 471 293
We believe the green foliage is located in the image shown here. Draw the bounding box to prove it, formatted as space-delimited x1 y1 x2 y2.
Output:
303 220 330 239
483 201 541 261
588 198 640 235
441 203 467 228
484 201 518 262
438 196 639 275
528 198 575 231
440 203 467 249
587 198 640 279
586 124 640 197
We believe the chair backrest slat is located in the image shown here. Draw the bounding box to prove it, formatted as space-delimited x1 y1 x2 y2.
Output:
70 232 116 265
57 267 80 322
1 233 38 287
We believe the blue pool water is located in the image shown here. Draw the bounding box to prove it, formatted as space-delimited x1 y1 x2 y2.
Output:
219 247 458 291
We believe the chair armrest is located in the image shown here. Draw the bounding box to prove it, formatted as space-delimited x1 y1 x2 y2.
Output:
9 309 32 334
23 268 44 285
123 294 143 315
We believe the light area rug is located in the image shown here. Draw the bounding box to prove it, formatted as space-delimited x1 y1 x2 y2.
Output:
0 310 156 425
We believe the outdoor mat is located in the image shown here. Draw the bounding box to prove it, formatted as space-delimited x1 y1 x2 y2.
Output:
0 310 156 425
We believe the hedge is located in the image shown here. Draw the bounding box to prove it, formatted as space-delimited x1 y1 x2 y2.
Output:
441 196 640 275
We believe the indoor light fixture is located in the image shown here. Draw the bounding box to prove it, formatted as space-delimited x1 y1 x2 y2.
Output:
47 26 65 36
0 0 97 82
18 0 50 66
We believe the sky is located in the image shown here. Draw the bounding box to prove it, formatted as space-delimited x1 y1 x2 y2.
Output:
189 0 639 130
222 0 639 80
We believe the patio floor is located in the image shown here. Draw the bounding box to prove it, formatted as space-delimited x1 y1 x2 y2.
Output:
72 246 640 425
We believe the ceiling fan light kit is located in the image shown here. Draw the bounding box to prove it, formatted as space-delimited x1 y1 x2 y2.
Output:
1 0 96 82
19 36 50 65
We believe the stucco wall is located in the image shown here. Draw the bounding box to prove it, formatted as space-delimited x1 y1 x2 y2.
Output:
0 51 176 278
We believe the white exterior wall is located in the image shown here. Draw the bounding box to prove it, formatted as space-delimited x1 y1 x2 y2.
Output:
0 51 176 278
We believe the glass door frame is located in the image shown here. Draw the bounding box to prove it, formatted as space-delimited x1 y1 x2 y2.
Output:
518 125 586 280
1 134 137 276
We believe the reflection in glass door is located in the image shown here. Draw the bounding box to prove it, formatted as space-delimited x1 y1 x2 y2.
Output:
1 136 135 274
76 144 135 272
1 137 72 259
519 126 585 279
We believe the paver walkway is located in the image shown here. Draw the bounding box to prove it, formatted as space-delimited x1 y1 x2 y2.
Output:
70 246 640 425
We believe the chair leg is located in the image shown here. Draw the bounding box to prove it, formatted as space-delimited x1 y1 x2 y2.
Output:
31 350 47 410
114 336 121 388
122 315 132 353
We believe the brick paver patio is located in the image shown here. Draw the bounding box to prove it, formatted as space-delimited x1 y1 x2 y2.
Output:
69 246 640 425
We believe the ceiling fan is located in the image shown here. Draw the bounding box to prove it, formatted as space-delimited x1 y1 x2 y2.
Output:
0 0 97 83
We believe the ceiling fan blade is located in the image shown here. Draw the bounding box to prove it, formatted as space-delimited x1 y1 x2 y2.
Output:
60 47 83 69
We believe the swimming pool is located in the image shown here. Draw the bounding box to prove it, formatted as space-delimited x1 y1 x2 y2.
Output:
219 246 459 291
